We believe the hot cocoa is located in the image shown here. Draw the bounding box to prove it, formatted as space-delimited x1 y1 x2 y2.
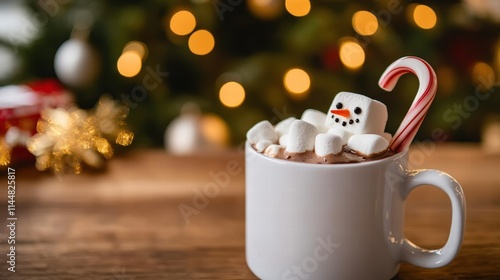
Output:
247 92 393 164
255 145 395 164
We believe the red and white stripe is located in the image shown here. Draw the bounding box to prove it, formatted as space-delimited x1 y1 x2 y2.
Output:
378 56 438 153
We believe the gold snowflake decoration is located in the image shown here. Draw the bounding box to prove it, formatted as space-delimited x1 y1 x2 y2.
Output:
0 137 11 166
27 96 134 174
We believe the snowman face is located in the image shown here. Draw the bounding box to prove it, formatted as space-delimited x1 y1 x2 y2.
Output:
324 91 388 135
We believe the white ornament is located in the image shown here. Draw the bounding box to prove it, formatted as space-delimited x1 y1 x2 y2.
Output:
165 113 204 155
54 38 100 88
164 103 229 155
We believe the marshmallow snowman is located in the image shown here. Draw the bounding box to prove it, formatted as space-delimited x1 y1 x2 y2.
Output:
247 91 391 157
325 92 387 135
324 91 390 156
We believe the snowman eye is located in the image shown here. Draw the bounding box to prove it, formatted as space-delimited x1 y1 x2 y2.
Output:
336 102 343 109
354 107 362 114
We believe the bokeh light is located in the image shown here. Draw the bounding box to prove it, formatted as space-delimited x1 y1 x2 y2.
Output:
117 51 142 77
285 0 311 17
219 81 245 108
496 41 500 75
248 0 283 20
412 5 437 29
188 30 215 55
482 117 500 154
472 61 495 89
201 114 230 146
339 40 365 70
352 11 378 36
170 10 196 36
122 41 148 60
437 66 456 95
283 68 311 95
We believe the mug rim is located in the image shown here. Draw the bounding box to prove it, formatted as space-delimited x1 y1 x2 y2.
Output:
245 141 408 169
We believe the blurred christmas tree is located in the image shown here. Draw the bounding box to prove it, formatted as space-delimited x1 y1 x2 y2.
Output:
1 0 499 147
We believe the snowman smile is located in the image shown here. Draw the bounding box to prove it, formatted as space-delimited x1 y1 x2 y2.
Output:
330 103 364 127
331 116 360 126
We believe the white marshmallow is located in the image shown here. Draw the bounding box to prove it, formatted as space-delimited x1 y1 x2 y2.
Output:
255 140 273 152
301 109 328 133
274 117 296 137
246 120 278 144
325 92 388 135
286 120 318 153
382 132 392 143
264 144 282 158
327 127 352 145
315 133 342 156
347 134 389 156
279 134 289 146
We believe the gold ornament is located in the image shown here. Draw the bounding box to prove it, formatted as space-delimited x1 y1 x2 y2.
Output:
0 138 11 166
27 96 134 174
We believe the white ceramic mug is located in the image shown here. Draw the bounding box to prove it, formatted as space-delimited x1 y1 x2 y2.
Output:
245 142 465 280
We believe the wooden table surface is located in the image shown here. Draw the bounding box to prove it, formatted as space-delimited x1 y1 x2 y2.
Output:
0 144 499 280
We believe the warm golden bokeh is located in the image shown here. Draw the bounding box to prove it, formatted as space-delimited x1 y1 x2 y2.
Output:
170 10 196 36
201 114 230 146
188 30 215 55
122 41 148 60
283 68 311 95
117 51 142 77
219 81 246 108
352 11 378 36
247 0 283 20
472 61 495 89
413 5 437 29
285 0 311 17
339 40 365 70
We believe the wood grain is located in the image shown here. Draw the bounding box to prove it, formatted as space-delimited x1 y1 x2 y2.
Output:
0 144 499 279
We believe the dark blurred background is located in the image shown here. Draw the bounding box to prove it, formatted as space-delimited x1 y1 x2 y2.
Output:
1 0 499 151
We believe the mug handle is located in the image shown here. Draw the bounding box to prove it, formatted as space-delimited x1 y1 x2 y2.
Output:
400 169 466 268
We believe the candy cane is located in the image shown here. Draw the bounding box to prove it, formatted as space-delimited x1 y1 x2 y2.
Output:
378 56 437 153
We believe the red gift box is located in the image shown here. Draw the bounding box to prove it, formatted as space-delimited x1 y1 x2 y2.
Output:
0 79 72 165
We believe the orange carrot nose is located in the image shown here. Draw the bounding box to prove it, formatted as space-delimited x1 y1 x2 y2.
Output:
330 109 350 118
